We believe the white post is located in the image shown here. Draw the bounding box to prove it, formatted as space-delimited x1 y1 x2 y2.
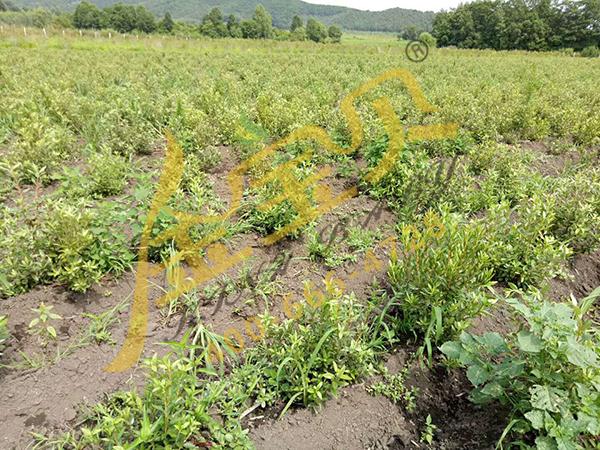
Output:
62 29 65 37
23 27 27 36
43 28 47 38
109 32 112 39
0 26 4 34
94 31 98 38
79 29 82 37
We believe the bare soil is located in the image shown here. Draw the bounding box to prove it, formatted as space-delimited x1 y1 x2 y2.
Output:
1 142 599 449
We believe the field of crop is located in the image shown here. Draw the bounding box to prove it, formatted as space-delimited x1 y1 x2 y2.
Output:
1 30 600 449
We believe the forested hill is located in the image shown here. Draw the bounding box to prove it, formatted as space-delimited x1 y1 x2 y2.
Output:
10 0 435 32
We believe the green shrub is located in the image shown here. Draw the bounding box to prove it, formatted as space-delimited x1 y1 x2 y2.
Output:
43 200 134 292
366 139 461 219
87 149 130 198
88 112 156 156
11 113 73 185
419 31 437 48
389 209 494 348
245 183 299 238
547 171 600 254
218 282 389 411
580 45 600 58
485 198 571 287
456 141 543 213
0 204 52 298
441 288 600 449
0 200 134 297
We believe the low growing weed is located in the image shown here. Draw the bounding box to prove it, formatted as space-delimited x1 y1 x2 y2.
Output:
367 366 419 412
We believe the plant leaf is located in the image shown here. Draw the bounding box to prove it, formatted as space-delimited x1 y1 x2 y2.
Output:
517 330 543 353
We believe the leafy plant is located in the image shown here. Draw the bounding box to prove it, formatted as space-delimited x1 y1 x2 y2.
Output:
87 149 130 198
50 330 249 449
306 226 357 268
389 209 494 352
484 198 571 287
367 366 419 412
420 414 438 445
546 170 600 254
441 287 600 449
29 302 62 345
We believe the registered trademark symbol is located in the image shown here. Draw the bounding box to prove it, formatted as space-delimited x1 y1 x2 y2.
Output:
405 40 429 63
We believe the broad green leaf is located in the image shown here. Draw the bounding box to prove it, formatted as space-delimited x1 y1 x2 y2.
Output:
566 336 598 368
525 410 545 430
530 385 565 413
479 381 504 399
475 332 507 354
535 436 557 450
440 341 462 360
517 330 543 353
467 365 490 386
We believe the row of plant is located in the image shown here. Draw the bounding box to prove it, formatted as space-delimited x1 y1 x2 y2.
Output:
0 35 599 449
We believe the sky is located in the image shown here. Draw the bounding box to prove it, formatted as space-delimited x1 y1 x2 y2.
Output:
303 0 466 12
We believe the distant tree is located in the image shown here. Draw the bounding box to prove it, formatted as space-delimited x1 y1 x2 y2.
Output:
290 25 307 41
204 7 223 26
53 13 74 29
227 14 243 38
306 18 328 42
401 25 419 40
253 4 273 39
418 31 436 47
432 0 599 51
291 15 303 32
200 7 227 37
328 25 342 43
0 0 19 12
241 19 259 39
134 5 156 33
103 4 136 32
73 1 103 29
160 12 174 33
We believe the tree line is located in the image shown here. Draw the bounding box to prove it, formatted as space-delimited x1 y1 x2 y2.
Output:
73 1 160 33
197 6 342 43
70 2 343 42
432 0 600 52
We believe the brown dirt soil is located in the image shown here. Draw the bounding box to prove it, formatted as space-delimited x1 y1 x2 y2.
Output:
0 190 399 449
2 141 600 450
0 271 185 449
249 351 507 450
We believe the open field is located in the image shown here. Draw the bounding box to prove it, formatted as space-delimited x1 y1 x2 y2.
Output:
1 31 600 449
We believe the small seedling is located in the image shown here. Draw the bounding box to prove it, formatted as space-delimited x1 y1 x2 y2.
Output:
29 303 62 346
420 414 437 445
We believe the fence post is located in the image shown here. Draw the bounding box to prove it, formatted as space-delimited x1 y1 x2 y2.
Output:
23 27 27 36
79 29 82 37
43 28 47 38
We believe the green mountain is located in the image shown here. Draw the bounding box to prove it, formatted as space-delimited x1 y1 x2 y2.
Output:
11 0 435 32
